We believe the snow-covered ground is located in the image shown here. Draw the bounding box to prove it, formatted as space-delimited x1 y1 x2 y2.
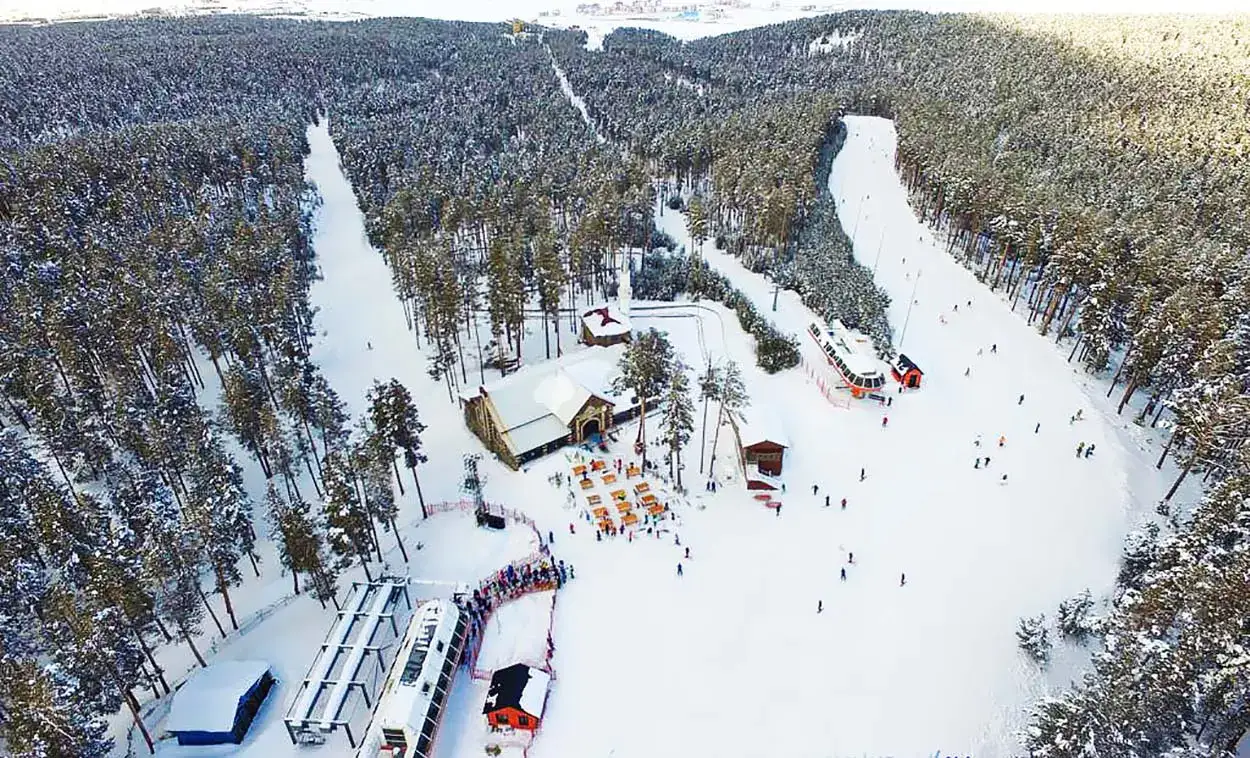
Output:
117 113 1192 758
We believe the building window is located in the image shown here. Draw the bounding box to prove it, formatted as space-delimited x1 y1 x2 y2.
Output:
518 715 530 727
496 713 509 725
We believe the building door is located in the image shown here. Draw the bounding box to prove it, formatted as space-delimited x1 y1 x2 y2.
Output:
581 418 601 440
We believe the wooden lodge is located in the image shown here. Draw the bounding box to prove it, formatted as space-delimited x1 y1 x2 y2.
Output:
732 412 788 491
460 344 643 469
580 304 631 347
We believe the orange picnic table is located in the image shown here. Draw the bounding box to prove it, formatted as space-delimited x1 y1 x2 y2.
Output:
646 502 666 517
602 472 617 485
626 464 641 478
633 482 651 494
592 506 611 520
610 489 628 501
572 464 587 476
640 493 658 505
591 459 607 471
621 512 639 528
586 493 602 506
579 478 594 490
615 500 633 514
598 519 614 533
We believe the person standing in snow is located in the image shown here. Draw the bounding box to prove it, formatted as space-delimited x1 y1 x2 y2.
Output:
825 495 830 507
998 435 1006 447
840 567 847 581
882 416 889 428
548 530 554 544
848 552 854 564
818 600 823 613
975 459 981 469
1000 474 1008 485
1077 442 1085 457
684 547 690 559
841 497 847 510
964 367 970 377
984 456 991 467
860 467 866 481
975 435 982 447
991 344 997 353
812 484 819 495
1034 422 1040 434
900 573 906 587
677 563 683 576
1018 394 1025 405
775 504 782 517
1085 444 1096 458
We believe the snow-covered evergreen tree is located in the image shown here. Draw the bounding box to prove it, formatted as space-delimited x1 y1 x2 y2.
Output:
1017 614 1052 665
660 360 695 489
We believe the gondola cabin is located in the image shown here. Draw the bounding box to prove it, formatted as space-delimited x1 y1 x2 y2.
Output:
806 319 887 398
891 354 923 388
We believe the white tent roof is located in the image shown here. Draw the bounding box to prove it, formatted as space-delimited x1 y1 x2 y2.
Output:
167 660 271 734
532 371 591 425
518 668 551 717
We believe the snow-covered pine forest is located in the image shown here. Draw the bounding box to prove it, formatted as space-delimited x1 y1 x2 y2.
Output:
0 11 1248 758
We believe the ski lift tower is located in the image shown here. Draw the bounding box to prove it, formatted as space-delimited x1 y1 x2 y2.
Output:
464 453 505 530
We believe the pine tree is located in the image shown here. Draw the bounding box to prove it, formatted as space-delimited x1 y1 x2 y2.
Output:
686 194 709 254
1017 614 1052 665
183 443 255 632
321 450 375 579
660 360 695 489
611 328 676 468
0 660 113 758
708 359 749 470
1056 589 1096 643
697 361 720 474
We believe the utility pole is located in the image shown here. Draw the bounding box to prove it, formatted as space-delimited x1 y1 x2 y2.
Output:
852 194 868 241
899 270 922 350
772 281 780 312
872 227 886 276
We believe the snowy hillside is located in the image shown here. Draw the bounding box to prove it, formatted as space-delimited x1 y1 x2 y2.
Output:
114 112 1188 758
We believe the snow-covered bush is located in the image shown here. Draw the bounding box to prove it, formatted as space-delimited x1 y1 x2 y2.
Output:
1017 614 1052 665
1056 589 1097 643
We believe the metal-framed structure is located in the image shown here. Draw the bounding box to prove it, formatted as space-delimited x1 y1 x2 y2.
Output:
283 578 413 748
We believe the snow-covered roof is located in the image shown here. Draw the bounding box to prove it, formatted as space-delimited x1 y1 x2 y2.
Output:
532 371 591 425
167 660 271 734
824 319 885 379
581 304 631 338
735 410 789 449
519 668 551 717
376 599 467 736
466 345 632 455
483 664 550 718
505 416 572 457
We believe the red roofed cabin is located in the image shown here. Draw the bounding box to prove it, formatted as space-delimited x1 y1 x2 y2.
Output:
891 354 923 389
580 305 632 347
483 663 550 732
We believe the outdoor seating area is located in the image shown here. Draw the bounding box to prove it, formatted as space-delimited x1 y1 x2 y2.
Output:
566 452 674 540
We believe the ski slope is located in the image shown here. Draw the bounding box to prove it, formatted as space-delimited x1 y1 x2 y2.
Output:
135 115 1178 757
